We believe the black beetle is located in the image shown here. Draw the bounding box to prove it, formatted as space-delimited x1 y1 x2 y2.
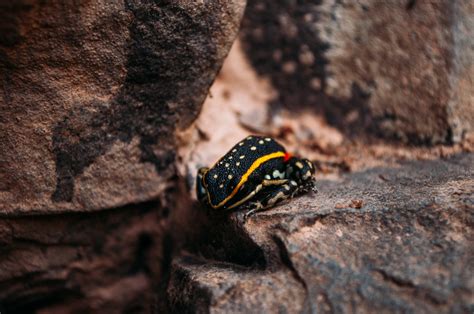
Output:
196 136 316 217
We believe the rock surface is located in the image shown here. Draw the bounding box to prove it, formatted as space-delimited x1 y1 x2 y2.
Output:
0 201 168 313
1 1 473 312
0 1 246 312
240 0 474 143
167 153 474 313
0 0 245 214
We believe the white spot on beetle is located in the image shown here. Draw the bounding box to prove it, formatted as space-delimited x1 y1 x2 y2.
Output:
251 146 257 151
272 169 285 179
240 155 245 159
247 136 253 140
213 174 218 179
239 142 244 146
265 138 271 142
296 161 304 169
219 184 224 188
232 148 237 152
303 170 311 179
228 174 233 179
290 180 297 186
259 140 264 144
236 162 240 166
229 156 233 159
284 185 290 191
265 174 271 180
225 163 229 167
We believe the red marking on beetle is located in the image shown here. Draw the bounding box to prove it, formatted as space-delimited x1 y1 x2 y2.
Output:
284 152 292 162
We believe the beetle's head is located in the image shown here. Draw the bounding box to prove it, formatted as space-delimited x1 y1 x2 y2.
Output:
196 167 209 205
288 158 315 183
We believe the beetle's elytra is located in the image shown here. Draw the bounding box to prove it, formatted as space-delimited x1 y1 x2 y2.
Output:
196 135 316 217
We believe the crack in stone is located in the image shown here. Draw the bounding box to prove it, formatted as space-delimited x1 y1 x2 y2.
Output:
272 234 312 313
372 268 448 305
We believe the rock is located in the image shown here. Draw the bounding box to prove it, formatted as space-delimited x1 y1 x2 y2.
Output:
167 153 474 313
240 0 474 144
0 0 246 312
168 257 306 313
0 0 246 214
0 201 167 313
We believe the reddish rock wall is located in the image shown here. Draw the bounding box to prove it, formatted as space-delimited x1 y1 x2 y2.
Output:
0 0 245 214
0 1 245 312
240 0 473 143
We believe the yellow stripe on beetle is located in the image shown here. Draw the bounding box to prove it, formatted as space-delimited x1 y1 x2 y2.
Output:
209 151 286 209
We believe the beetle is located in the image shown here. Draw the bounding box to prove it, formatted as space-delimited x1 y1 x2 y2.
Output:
196 135 316 218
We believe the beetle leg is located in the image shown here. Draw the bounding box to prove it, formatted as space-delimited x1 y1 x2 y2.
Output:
288 178 317 196
243 201 265 219
262 179 287 186
298 178 317 194
227 184 263 210
233 179 286 211
196 167 209 205
244 182 298 219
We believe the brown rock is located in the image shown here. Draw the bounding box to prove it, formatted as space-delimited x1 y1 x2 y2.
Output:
0 201 167 313
168 257 306 313
0 0 246 312
167 153 474 313
240 0 474 144
0 0 246 214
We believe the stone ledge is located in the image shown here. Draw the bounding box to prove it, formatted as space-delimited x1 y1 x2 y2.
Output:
168 153 473 313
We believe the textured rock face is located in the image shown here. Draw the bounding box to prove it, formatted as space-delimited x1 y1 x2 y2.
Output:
0 0 245 214
0 201 168 313
0 0 246 312
167 154 473 313
240 0 474 143
1 1 472 312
